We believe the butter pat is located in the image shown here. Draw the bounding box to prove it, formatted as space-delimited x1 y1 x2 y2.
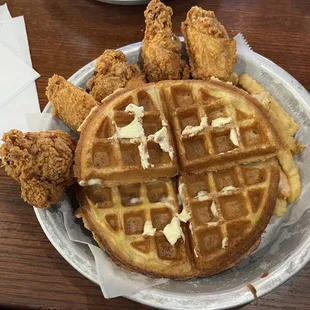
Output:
138 139 150 169
178 182 185 195
129 198 141 205
210 201 219 219
116 104 145 139
182 116 208 137
163 217 184 246
229 128 239 146
79 178 102 186
116 104 151 169
211 117 232 127
117 118 144 139
221 185 237 192
222 237 228 248
148 126 174 159
125 103 144 117
142 220 156 236
196 190 209 201
176 208 191 223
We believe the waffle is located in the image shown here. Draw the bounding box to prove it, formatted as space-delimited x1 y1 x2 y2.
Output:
161 80 282 173
75 80 281 186
76 158 279 279
75 88 178 187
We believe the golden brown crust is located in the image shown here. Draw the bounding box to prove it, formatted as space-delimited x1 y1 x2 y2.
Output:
142 0 187 82
46 74 100 131
181 7 236 80
1 129 76 208
87 50 146 102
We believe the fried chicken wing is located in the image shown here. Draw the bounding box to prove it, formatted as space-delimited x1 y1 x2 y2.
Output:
46 75 100 131
87 50 146 102
142 0 187 82
181 7 236 80
0 129 76 208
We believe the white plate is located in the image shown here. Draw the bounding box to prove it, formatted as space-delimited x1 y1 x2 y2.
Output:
34 41 310 310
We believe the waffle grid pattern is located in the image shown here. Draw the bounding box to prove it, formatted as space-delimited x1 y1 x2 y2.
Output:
162 83 279 172
82 179 187 261
78 87 178 185
180 161 274 264
93 89 172 169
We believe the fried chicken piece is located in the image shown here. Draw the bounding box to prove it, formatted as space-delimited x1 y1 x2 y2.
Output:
0 130 76 208
87 75 127 103
142 0 187 82
181 7 237 81
46 75 100 131
87 50 146 102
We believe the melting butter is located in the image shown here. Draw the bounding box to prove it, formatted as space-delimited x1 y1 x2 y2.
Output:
148 126 174 159
229 128 239 146
142 220 156 236
222 237 228 248
182 116 208 136
221 185 237 192
138 139 150 169
116 104 145 139
115 104 151 169
196 190 209 201
176 208 191 223
79 179 102 186
210 201 219 219
211 117 232 127
163 217 184 246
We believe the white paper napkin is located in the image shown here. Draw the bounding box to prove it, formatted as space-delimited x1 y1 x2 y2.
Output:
0 16 32 65
0 42 39 108
0 6 40 142
0 4 11 20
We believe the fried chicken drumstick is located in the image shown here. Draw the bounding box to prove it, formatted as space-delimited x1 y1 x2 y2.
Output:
182 7 236 81
0 130 76 208
142 0 188 82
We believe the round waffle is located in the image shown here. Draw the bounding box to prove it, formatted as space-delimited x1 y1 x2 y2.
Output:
75 80 282 279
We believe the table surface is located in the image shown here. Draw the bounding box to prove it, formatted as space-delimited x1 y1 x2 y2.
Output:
1 0 310 309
